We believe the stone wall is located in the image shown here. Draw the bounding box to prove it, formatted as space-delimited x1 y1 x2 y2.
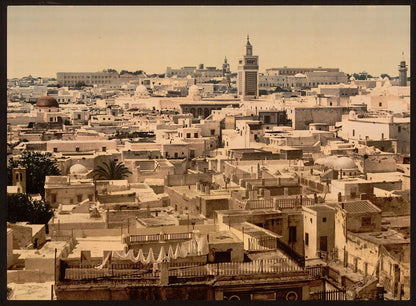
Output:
56 284 215 300
165 173 212 186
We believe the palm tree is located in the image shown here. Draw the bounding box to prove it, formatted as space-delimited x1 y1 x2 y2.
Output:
93 160 132 180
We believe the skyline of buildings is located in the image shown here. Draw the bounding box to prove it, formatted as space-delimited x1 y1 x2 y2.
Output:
6 4 411 302
7 6 410 78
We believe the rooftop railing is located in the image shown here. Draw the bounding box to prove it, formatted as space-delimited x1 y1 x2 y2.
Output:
128 232 193 244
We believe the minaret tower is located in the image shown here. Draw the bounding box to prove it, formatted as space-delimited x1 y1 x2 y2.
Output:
237 35 259 100
222 56 231 85
398 52 408 86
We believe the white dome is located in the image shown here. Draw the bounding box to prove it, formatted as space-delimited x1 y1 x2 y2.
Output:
332 157 357 170
349 110 356 120
69 164 89 175
294 73 306 78
315 155 338 168
188 85 200 98
135 85 148 95
314 157 327 165
323 155 339 168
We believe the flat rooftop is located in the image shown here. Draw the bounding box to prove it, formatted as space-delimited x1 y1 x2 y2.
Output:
136 214 177 227
304 205 335 213
351 229 409 245
14 241 68 259
68 236 126 259
382 215 410 229
208 230 240 245
49 213 105 225
217 209 281 216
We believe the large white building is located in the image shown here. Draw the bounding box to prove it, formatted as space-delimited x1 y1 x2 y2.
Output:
57 71 119 86
259 68 348 90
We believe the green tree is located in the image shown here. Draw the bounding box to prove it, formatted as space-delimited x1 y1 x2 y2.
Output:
93 160 132 180
7 193 53 224
75 81 87 88
380 74 391 79
7 151 60 197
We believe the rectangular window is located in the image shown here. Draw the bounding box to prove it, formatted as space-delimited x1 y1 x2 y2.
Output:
289 226 297 243
210 129 215 136
51 194 57 203
53 148 58 153
77 194 83 202
194 133 198 138
264 115 271 124
361 216 371 226
75 147 80 152
186 133 191 138
323 217 327 223
102 147 106 152
305 233 309 246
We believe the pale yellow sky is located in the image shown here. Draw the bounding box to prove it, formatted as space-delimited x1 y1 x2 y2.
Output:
7 5 410 78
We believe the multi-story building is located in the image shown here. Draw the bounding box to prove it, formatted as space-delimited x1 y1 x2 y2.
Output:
56 71 119 86
266 67 340 76
259 68 348 90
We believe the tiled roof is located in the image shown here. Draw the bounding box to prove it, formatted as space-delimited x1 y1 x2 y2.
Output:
341 200 381 214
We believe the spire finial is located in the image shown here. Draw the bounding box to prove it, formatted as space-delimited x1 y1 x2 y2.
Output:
247 34 250 43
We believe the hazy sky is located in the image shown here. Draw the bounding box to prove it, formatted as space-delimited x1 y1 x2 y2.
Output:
8 5 410 78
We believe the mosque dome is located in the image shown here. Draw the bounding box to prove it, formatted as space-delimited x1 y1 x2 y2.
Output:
332 157 358 170
135 85 148 95
314 157 326 165
188 85 200 97
323 155 339 168
35 95 59 108
349 76 356 81
294 73 306 78
314 155 338 168
349 110 357 120
69 164 89 175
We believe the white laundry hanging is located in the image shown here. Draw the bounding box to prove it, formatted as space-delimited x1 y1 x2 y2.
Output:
144 247 155 264
196 235 209 255
168 245 176 259
94 252 111 269
157 246 169 262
